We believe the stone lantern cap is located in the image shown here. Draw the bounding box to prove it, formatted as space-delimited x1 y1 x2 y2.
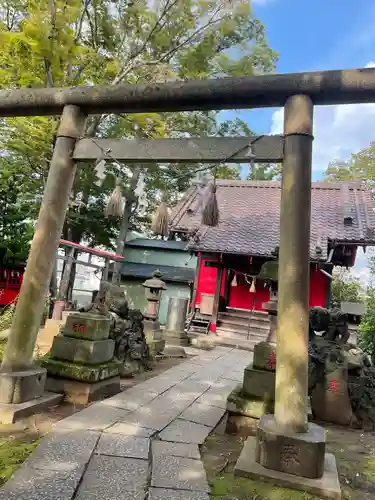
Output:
142 270 167 290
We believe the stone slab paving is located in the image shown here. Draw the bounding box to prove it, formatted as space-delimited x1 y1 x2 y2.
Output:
0 346 252 500
148 487 210 500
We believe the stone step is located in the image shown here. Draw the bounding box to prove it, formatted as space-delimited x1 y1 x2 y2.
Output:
216 327 267 344
216 322 269 339
221 310 269 322
218 317 270 331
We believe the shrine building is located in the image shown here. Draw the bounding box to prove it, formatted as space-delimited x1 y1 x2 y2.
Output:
169 180 375 345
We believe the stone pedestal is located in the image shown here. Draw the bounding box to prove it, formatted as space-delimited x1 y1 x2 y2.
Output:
143 319 165 355
42 312 121 404
235 415 341 499
0 361 62 424
311 361 353 426
163 297 189 348
226 342 276 425
256 415 326 478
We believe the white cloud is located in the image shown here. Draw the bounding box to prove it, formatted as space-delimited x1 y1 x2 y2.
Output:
270 62 375 172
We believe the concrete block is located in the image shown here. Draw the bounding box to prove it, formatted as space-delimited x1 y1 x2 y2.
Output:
162 345 187 358
95 433 149 460
100 388 158 411
55 403 128 432
63 313 111 340
226 384 274 419
0 466 83 500
180 402 226 427
0 367 46 404
149 488 209 500
253 342 276 372
158 418 211 444
46 375 121 405
42 358 121 382
235 437 341 500
105 422 157 437
24 429 100 472
50 335 115 364
196 380 238 409
75 455 148 499
151 454 209 492
242 365 275 400
122 406 180 431
0 392 63 424
152 440 200 460
256 414 326 479
164 331 189 347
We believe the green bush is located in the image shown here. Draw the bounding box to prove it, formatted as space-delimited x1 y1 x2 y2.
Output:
359 287 375 364
0 302 15 332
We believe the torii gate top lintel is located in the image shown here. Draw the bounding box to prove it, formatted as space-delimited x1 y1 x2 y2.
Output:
1 67 375 117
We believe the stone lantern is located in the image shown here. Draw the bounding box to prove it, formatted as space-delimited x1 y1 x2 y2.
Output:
142 270 167 320
142 270 166 354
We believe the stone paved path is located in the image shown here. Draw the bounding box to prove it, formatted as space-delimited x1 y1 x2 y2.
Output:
0 346 251 500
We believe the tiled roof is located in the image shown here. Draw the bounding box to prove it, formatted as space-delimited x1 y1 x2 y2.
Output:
126 238 188 251
169 180 375 260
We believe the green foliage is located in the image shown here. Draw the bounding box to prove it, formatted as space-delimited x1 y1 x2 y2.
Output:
0 302 16 332
324 140 375 194
0 435 40 486
247 163 282 181
0 158 33 265
359 287 375 364
331 268 363 308
0 0 277 254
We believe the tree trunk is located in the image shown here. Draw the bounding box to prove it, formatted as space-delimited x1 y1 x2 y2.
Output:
111 167 142 284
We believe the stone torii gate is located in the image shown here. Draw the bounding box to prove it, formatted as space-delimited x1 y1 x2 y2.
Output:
1 68 375 496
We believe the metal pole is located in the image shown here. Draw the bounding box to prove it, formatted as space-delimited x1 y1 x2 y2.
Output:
1 105 86 371
1 68 375 116
274 95 314 433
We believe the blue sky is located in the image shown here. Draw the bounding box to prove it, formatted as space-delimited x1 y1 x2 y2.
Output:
224 0 375 283
222 0 375 182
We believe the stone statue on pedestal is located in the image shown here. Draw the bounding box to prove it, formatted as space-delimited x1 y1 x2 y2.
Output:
105 285 151 375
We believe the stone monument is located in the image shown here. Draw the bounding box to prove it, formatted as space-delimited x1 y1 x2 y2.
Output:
142 271 166 355
226 262 278 430
164 297 189 346
226 300 277 428
42 284 122 404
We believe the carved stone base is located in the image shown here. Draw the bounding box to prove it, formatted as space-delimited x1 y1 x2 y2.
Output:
243 366 275 400
45 376 121 405
227 384 274 419
50 335 115 365
0 392 63 424
0 367 46 404
42 358 121 383
256 415 326 479
235 437 341 500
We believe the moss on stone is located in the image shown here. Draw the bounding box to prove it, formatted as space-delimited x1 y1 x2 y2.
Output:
363 457 375 483
210 472 319 499
42 358 121 382
227 384 274 419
